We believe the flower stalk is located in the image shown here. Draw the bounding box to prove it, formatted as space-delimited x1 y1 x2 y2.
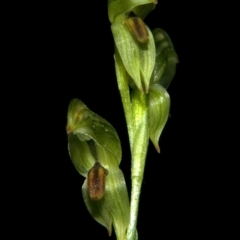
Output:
66 1 177 239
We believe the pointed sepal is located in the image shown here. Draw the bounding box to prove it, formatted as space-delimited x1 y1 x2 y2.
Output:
148 84 170 152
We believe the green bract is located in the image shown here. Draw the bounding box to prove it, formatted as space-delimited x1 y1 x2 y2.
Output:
147 28 178 151
67 99 129 240
148 84 170 153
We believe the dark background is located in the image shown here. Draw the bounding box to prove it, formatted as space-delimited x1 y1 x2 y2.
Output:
9 1 224 239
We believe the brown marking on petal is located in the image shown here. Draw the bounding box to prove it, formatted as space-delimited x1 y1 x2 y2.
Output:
87 162 108 201
125 15 149 43
66 126 72 134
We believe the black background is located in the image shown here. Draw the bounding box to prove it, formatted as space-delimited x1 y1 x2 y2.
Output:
8 1 224 239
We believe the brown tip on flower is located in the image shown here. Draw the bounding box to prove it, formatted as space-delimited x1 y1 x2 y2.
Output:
156 145 160 153
66 126 72 134
108 227 112 236
125 15 149 44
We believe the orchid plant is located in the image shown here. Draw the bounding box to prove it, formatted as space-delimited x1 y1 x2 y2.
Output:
66 1 178 239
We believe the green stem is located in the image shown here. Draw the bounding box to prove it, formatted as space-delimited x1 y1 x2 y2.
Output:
115 50 134 148
115 47 149 240
126 90 149 240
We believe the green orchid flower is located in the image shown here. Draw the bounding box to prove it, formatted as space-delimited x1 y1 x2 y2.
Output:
67 99 129 240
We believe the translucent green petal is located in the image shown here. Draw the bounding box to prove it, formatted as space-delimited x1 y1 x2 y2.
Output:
82 179 113 235
139 25 155 93
112 23 142 91
105 169 130 240
82 169 129 240
67 98 121 165
151 28 178 89
68 133 95 177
